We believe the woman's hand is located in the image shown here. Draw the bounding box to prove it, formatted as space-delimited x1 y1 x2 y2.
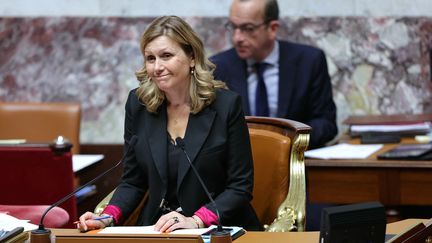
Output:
154 212 201 233
77 212 113 232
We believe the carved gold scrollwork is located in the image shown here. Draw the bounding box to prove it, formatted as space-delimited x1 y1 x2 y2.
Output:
264 133 309 232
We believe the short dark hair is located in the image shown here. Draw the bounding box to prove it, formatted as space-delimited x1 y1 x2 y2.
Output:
264 0 279 23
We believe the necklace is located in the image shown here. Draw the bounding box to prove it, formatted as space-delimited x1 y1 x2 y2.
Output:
170 104 189 125
168 104 190 139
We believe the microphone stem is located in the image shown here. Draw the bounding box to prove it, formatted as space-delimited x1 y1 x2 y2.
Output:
180 149 223 231
39 136 137 227
39 159 122 226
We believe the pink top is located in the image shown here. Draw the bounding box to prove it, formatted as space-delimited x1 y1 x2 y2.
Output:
102 204 218 227
102 205 123 225
194 206 218 227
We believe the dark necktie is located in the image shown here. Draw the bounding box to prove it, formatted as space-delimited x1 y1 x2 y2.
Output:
254 62 269 116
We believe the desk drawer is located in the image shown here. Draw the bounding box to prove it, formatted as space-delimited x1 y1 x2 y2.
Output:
307 168 383 204
399 170 432 205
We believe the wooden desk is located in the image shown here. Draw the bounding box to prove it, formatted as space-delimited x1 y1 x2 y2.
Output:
235 231 318 243
50 219 426 243
306 137 432 206
236 219 426 243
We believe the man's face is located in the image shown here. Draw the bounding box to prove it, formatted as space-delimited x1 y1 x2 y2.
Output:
228 0 278 61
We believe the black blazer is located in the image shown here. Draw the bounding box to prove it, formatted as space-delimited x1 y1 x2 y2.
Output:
211 40 338 148
110 88 261 230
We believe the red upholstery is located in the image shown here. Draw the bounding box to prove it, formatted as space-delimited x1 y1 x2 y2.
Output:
0 205 70 228
0 145 77 228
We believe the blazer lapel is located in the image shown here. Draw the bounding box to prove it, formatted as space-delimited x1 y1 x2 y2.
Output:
177 107 216 189
146 104 168 187
277 41 297 118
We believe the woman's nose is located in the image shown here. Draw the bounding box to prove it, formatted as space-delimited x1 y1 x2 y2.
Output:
154 59 164 73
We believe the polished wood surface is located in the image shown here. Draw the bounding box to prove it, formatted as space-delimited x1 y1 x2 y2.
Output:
49 219 426 243
306 136 432 206
386 219 427 234
53 230 204 243
236 219 426 243
235 231 318 243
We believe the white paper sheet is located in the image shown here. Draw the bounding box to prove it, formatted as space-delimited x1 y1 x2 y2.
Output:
98 225 209 235
98 225 244 243
98 225 243 243
0 213 38 231
72 154 104 172
350 122 432 133
0 139 26 144
305 143 383 159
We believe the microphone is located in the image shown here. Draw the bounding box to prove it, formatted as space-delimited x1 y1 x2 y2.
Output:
31 135 138 243
175 137 230 238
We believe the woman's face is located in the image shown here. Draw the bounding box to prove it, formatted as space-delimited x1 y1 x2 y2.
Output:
144 36 195 93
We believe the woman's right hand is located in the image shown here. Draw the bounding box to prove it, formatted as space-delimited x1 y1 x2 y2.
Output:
77 212 113 232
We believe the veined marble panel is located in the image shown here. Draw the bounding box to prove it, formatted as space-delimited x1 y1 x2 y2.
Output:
1 0 432 17
1 17 431 143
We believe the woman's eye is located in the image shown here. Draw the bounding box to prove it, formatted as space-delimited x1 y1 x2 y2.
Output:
146 56 155 62
162 53 172 59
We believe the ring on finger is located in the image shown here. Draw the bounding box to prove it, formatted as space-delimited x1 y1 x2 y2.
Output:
172 216 179 224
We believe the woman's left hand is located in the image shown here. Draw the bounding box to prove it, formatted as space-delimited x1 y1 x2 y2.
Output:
154 212 199 232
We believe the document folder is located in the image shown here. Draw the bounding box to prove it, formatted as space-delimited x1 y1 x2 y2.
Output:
377 143 432 160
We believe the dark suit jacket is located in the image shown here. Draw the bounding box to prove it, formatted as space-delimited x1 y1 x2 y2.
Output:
211 40 338 148
109 88 261 230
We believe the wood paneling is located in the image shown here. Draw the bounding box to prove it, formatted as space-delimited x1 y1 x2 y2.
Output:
307 163 432 206
400 170 432 205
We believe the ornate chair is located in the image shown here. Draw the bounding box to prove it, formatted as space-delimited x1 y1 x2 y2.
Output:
246 116 310 232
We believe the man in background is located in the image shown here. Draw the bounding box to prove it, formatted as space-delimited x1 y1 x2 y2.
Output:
211 0 337 148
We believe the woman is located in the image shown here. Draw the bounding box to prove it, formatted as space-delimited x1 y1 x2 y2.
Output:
78 16 261 232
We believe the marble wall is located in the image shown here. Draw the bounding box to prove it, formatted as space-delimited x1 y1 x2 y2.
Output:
1 17 431 143
1 0 431 17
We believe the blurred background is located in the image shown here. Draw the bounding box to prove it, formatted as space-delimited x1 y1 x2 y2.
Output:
1 0 431 144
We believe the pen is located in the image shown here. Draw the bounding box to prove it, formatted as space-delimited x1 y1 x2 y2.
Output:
74 215 113 224
93 215 113 221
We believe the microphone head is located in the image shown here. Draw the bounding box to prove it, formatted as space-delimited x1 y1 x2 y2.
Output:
175 137 185 148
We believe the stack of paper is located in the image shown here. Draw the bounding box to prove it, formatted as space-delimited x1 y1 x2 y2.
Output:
349 122 432 136
99 225 245 243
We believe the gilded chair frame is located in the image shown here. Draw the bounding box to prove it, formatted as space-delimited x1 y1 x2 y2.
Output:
246 116 310 232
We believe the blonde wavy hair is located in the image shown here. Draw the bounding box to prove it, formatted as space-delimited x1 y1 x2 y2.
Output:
135 16 226 114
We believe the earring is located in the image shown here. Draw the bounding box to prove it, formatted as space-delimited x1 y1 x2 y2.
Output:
190 68 194 74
